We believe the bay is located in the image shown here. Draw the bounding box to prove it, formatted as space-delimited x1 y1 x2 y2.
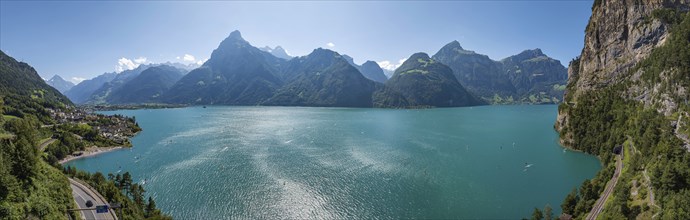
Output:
66 105 600 219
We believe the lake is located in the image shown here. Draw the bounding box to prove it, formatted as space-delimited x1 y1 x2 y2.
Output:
66 105 600 219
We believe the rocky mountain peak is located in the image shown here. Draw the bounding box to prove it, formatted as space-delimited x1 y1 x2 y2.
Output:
309 48 340 59
407 52 431 62
227 30 243 40
361 60 380 68
518 48 545 58
342 54 356 66
49 74 65 81
446 40 463 50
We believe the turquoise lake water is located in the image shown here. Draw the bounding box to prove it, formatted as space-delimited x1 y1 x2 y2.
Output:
66 105 600 219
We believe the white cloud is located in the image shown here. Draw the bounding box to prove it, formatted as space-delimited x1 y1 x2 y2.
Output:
115 56 150 73
176 53 205 65
71 77 86 84
326 42 335 48
134 57 148 64
183 54 196 62
376 58 407 71
116 58 137 72
196 58 207 66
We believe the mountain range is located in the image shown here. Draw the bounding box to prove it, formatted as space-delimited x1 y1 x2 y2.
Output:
64 63 195 104
432 41 567 104
106 65 186 104
65 30 567 108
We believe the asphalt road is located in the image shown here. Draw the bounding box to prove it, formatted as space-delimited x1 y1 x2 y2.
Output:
38 138 56 152
69 178 117 220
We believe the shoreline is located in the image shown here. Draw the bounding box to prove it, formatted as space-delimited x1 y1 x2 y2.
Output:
59 146 125 164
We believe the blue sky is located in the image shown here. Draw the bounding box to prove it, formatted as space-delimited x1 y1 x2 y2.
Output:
0 1 593 83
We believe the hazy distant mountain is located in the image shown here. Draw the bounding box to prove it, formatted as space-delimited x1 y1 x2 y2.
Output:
106 65 185 104
65 62 193 104
45 75 75 93
161 62 200 71
374 53 482 107
85 64 156 104
65 72 117 104
359 61 387 83
263 48 378 107
432 41 567 104
0 50 71 105
341 55 388 83
382 69 394 79
260 46 293 60
161 30 285 105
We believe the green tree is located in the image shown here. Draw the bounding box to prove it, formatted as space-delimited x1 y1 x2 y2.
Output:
531 207 543 220
0 96 5 127
130 184 145 209
10 137 39 181
120 172 132 193
544 204 553 220
561 188 579 215
145 196 158 218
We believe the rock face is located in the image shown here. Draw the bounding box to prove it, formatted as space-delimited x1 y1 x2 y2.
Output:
556 1 690 143
375 53 483 107
569 1 680 97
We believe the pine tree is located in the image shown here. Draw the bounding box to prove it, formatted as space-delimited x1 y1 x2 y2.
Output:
531 207 543 220
561 188 579 215
145 196 157 218
544 204 553 220
130 183 145 209
121 172 132 194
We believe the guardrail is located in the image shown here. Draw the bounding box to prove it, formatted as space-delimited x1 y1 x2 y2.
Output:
68 178 119 220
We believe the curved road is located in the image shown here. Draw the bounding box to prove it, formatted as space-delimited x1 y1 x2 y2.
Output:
69 178 118 220
586 155 622 220
35 130 116 219
38 138 56 152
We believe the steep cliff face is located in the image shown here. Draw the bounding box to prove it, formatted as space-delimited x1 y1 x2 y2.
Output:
555 1 690 219
572 1 672 94
557 0 690 146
